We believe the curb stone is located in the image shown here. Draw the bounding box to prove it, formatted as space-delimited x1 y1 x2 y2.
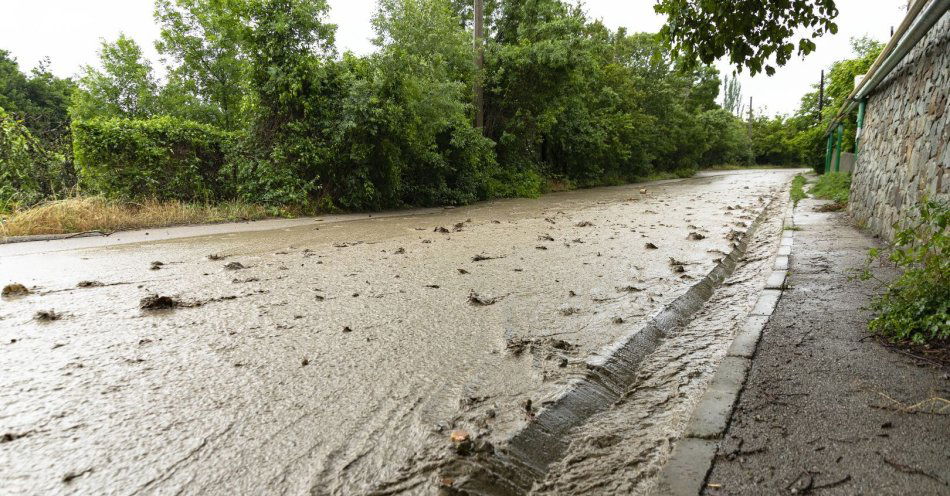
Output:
656 191 796 496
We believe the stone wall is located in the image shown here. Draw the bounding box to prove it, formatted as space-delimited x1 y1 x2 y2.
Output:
849 7 949 240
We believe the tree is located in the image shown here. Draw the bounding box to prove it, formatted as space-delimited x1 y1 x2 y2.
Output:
721 74 742 116
0 51 74 142
71 34 160 120
655 0 839 75
233 0 338 205
155 0 249 129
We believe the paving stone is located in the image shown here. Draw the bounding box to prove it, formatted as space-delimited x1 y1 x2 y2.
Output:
728 315 770 358
773 255 789 271
683 356 750 439
750 289 782 316
656 438 719 496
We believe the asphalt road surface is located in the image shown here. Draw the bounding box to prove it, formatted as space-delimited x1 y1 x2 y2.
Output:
0 169 796 495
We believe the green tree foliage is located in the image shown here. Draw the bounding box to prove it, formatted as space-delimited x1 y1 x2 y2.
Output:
721 74 742 116
739 37 884 171
6 0 760 211
0 106 70 209
325 0 494 208
655 0 839 75
230 0 338 205
819 37 883 151
71 35 162 121
0 51 75 142
700 109 752 166
155 0 250 129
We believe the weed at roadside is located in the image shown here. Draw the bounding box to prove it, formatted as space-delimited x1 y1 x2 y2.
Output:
860 198 949 346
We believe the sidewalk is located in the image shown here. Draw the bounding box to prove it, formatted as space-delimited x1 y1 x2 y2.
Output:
703 198 950 495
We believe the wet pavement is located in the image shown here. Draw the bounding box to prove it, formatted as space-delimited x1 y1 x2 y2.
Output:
0 170 796 495
703 197 950 495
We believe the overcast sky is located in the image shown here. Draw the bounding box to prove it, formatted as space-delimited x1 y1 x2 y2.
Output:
0 0 907 116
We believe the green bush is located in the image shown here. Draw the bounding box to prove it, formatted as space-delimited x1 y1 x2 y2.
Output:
810 171 851 204
0 106 71 211
73 116 235 201
863 199 949 345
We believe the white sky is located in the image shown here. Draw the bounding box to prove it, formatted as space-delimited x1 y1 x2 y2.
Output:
0 0 907 115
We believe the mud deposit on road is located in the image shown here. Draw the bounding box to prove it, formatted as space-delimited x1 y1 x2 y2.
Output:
0 170 794 495
534 193 787 495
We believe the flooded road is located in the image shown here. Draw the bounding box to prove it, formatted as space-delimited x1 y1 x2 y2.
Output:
0 170 795 495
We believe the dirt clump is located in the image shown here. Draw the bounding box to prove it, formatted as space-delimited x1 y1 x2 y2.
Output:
150 261 164 270
77 281 104 288
2 283 30 298
669 257 686 273
468 290 504 306
140 295 179 310
224 262 246 270
814 202 845 212
471 254 503 262
34 310 62 321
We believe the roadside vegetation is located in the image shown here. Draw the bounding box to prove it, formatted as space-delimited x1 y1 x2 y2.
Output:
790 174 807 206
810 171 851 205
0 197 280 237
862 199 949 347
0 1 865 236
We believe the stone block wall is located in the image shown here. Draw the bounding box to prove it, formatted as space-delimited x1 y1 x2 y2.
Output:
849 7 949 240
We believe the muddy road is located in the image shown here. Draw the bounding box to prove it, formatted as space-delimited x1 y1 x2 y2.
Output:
0 170 795 495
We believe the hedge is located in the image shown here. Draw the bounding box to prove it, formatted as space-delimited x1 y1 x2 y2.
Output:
73 116 236 201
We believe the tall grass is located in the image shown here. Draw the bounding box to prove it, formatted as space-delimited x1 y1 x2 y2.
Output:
790 174 807 206
810 172 851 204
0 196 281 237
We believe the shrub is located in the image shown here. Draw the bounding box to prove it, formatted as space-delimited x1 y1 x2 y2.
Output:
73 116 235 201
0 106 70 211
862 199 949 345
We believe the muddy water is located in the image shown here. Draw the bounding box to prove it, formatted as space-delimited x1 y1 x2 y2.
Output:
0 170 795 495
534 191 789 494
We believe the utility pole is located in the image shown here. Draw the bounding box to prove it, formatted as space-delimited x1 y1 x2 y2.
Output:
474 0 484 131
818 70 824 124
747 96 753 138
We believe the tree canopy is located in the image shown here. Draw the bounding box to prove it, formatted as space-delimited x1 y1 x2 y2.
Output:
3 0 809 213
655 0 839 75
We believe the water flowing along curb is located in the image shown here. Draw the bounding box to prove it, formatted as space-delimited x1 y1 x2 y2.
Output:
441 193 783 494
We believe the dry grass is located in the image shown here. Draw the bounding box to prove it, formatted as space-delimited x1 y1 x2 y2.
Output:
0 196 281 238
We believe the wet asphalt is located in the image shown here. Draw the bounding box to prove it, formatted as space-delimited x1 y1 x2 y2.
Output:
704 198 950 495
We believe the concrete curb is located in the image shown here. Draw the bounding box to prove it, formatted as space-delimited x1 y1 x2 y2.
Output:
0 230 112 245
656 195 796 496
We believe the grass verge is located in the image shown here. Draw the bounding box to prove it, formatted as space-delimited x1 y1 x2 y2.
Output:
810 172 851 204
790 174 807 206
0 197 284 238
